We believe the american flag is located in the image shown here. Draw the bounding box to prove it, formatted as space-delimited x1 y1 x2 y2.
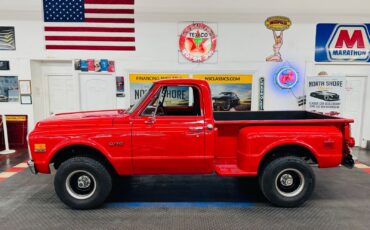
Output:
43 0 135 51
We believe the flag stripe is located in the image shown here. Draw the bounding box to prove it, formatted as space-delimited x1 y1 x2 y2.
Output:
45 26 134 33
45 22 134 28
46 36 135 42
46 31 133 37
85 18 134 23
45 40 134 46
84 0 134 5
84 8 134 14
84 4 134 9
85 13 134 18
46 45 136 51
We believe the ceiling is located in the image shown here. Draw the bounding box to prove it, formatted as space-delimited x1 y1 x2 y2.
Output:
0 0 370 22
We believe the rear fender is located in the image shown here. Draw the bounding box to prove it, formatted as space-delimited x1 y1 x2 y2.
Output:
237 126 343 174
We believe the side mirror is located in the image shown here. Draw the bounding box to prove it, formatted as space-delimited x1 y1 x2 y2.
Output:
144 115 156 124
142 105 156 116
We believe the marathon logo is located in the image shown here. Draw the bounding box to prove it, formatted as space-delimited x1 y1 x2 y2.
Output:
327 25 370 61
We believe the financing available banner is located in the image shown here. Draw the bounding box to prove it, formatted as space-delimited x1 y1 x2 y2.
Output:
305 76 346 116
129 73 189 106
193 74 253 112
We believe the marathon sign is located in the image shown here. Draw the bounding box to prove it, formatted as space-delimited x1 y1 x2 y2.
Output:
315 24 370 62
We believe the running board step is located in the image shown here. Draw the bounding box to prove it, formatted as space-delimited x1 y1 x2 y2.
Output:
214 164 254 176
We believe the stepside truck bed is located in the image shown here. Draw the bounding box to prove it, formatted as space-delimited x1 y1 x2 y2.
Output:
215 111 339 121
213 111 353 125
212 110 354 176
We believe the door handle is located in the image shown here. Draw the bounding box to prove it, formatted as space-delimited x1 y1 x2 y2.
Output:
188 127 203 133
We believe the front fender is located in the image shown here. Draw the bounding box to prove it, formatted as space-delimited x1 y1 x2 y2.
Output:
29 134 114 174
46 137 113 163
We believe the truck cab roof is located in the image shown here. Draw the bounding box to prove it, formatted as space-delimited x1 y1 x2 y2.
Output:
155 78 208 85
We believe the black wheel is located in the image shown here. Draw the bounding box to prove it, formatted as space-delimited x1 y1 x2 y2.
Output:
259 157 315 207
54 157 112 209
222 100 231 111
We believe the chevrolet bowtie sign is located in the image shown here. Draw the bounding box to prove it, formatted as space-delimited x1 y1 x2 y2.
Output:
315 24 370 62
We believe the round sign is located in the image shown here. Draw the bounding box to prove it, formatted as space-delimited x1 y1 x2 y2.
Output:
275 67 298 89
179 23 217 63
265 16 292 31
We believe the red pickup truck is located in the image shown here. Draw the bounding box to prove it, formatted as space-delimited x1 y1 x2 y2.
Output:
27 79 355 209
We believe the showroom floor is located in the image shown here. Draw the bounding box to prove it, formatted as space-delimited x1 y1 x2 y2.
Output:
0 149 370 230
0 147 28 171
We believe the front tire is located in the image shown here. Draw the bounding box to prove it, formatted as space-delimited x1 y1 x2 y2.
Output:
54 157 112 209
259 157 315 207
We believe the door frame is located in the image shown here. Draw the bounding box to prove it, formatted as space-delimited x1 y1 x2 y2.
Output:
345 75 367 147
78 72 115 111
42 73 79 118
306 62 370 147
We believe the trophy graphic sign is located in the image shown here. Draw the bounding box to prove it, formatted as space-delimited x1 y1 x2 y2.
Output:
265 16 292 62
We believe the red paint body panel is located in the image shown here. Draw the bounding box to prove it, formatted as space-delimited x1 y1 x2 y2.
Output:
28 79 354 176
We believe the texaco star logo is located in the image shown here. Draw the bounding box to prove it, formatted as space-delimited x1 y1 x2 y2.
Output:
179 23 217 63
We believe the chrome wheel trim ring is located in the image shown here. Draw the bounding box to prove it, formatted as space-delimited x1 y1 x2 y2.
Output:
66 170 97 200
275 168 305 198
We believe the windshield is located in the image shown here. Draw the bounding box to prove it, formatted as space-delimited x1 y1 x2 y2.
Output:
127 85 154 114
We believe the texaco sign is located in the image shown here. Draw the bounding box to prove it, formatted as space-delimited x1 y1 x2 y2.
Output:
179 23 217 63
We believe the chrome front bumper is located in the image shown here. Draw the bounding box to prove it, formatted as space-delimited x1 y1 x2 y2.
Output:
27 160 38 175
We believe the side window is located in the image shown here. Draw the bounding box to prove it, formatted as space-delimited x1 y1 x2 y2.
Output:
141 86 201 116
141 88 161 116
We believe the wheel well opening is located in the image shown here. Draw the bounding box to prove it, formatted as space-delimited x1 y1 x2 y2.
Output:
50 145 117 175
258 145 318 173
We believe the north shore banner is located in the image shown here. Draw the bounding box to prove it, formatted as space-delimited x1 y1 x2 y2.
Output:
192 74 253 111
305 76 346 116
129 73 189 106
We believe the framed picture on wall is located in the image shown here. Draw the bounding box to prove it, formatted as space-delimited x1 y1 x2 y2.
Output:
19 80 31 94
0 76 19 102
20 95 32 104
0 27 16 50
0 60 10 70
116 76 124 92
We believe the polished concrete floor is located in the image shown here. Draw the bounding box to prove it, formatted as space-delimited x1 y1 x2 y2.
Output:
0 148 370 229
352 147 370 166
0 167 370 229
0 147 28 171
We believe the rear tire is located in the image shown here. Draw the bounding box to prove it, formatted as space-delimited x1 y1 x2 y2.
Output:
259 157 315 207
54 157 112 209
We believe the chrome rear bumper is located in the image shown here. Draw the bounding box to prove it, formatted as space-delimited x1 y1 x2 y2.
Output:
27 160 38 175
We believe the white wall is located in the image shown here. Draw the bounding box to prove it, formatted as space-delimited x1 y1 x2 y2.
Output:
0 11 370 147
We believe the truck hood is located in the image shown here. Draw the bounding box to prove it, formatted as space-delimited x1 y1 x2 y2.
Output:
36 109 128 129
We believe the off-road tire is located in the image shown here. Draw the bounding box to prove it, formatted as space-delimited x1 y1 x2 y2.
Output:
54 157 112 209
259 156 315 207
